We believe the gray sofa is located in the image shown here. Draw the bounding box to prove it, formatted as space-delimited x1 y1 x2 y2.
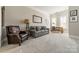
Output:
30 26 49 38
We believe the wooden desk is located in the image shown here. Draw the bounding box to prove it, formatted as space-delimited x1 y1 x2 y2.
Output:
51 26 63 33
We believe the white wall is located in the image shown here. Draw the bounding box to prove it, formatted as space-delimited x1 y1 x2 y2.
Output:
0 6 1 47
4 6 50 29
69 6 79 39
50 10 68 30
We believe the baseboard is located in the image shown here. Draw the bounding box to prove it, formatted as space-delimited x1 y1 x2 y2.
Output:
70 35 79 40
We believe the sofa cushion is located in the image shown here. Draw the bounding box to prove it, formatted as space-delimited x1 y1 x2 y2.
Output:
35 31 41 33
11 26 20 34
36 26 41 31
44 30 48 32
30 26 36 30
41 26 46 30
7 26 19 34
41 30 45 32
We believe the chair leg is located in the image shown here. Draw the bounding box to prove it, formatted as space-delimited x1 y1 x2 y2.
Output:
19 43 21 46
27 37 29 40
19 40 21 46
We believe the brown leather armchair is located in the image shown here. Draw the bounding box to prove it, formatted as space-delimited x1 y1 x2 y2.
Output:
6 26 28 46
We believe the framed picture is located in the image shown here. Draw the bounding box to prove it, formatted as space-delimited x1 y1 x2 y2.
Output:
32 15 42 23
70 16 78 22
70 10 77 16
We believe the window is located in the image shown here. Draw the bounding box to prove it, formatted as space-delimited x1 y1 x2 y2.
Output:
52 17 57 26
60 16 67 29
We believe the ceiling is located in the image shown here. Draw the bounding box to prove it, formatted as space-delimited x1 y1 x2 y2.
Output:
29 6 68 14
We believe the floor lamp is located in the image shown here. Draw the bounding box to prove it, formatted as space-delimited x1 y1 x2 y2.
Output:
24 19 29 30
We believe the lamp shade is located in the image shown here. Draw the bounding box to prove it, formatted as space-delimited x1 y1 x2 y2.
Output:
24 19 29 24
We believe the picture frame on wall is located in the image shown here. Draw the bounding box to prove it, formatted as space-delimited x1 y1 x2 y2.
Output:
70 10 78 23
32 15 42 23
70 16 78 22
70 10 77 16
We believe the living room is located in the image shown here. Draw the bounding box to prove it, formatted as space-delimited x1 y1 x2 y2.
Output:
0 6 79 53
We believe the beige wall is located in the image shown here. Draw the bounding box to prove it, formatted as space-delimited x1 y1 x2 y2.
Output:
4 6 50 30
0 6 1 47
69 6 79 38
1 6 50 46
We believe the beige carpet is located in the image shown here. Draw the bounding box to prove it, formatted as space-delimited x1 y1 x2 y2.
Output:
0 33 78 53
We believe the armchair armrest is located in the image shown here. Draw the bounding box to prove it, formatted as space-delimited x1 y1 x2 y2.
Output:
8 34 18 36
20 30 27 34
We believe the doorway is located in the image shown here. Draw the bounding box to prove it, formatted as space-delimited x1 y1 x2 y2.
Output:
51 10 68 33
